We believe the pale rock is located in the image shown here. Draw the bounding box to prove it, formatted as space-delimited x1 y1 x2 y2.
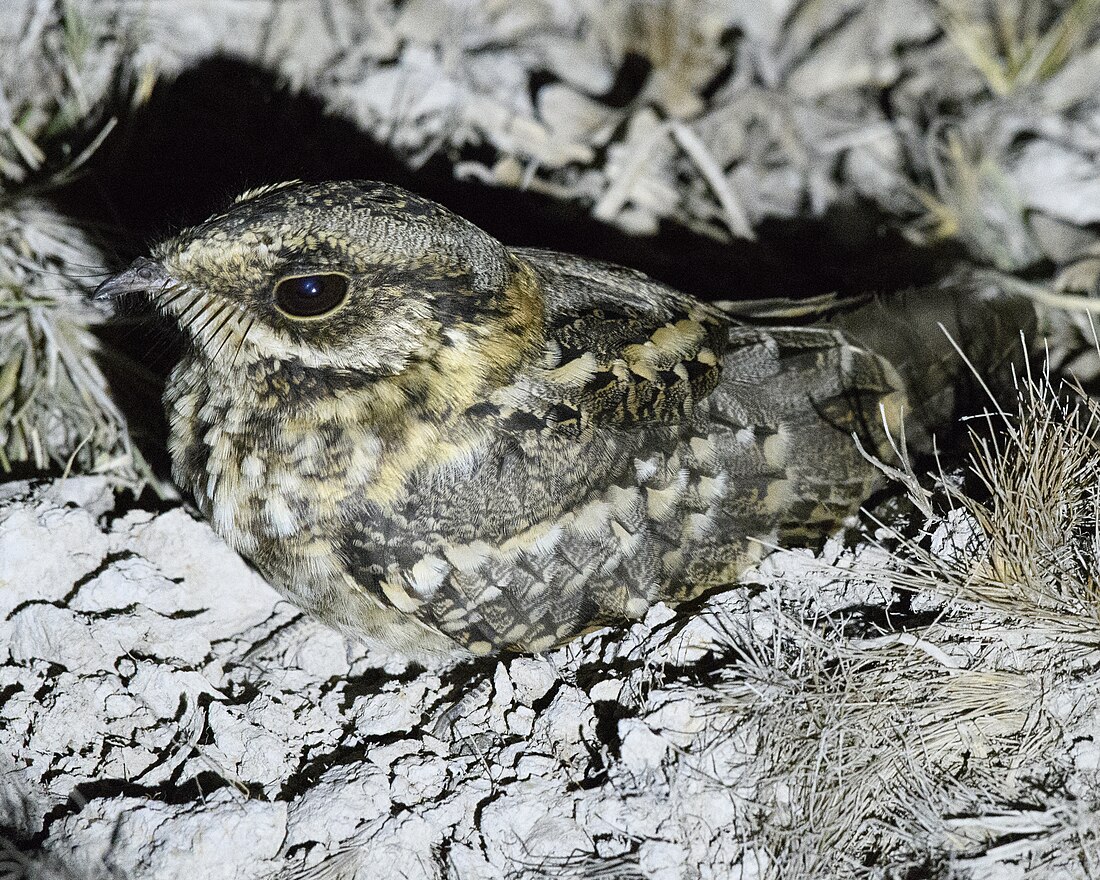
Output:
642 695 704 748
1072 739 1100 773
529 685 596 762
589 676 623 702
491 660 515 707
44 476 118 515
112 507 280 637
514 753 559 781
538 83 619 149
542 33 616 94
285 761 391 850
389 753 448 805
480 794 593 865
7 604 119 671
366 738 427 773
639 839 688 880
445 842 504 880
44 793 287 880
367 812 448 879
506 704 536 737
1014 140 1100 226
352 687 427 736
618 718 671 774
0 479 31 504
87 609 214 666
0 503 109 615
68 554 198 615
506 655 557 706
642 600 679 629
277 622 358 678
1029 211 1098 264
205 699 300 793
126 662 222 719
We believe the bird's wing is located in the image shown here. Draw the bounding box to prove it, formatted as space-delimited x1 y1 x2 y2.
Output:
361 249 730 547
502 247 729 432
337 250 737 651
338 250 907 654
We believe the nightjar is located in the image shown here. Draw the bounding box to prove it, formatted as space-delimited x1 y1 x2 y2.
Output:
97 181 1033 661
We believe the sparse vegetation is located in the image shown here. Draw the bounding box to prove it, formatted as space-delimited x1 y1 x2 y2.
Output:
684 360 1100 875
0 1 145 485
939 0 1100 96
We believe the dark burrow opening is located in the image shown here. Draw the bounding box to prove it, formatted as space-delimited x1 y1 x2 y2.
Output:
56 56 963 302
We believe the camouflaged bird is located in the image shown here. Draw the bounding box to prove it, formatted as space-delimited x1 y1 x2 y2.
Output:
97 180 1034 661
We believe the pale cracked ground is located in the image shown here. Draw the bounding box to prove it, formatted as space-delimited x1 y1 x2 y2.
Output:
6 473 1100 880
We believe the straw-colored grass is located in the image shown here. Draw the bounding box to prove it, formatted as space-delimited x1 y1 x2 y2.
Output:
870 360 1100 642
938 0 1100 96
0 1 149 486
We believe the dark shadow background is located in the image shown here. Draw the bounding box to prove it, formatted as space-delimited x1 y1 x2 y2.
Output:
54 56 961 299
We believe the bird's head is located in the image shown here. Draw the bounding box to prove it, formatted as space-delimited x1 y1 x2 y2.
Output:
97 180 545 409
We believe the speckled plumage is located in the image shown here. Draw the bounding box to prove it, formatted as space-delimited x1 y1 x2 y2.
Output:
98 180 1033 661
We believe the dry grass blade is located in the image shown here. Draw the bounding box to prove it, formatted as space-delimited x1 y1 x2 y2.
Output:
867 365 1100 640
938 0 1100 96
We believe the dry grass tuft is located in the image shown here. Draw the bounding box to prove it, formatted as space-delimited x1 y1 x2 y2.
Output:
0 200 137 479
938 0 1100 96
873 360 1100 642
693 608 1052 877
0 1 149 486
680 356 1100 876
908 128 1041 271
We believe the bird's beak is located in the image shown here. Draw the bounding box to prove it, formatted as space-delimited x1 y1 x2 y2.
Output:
94 257 175 301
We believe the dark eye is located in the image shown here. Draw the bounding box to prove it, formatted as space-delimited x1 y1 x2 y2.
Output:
273 273 349 318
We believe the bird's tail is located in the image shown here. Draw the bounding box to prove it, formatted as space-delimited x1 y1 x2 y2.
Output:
719 283 1038 453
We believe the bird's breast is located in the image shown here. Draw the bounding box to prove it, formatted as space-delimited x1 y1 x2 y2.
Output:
165 358 387 589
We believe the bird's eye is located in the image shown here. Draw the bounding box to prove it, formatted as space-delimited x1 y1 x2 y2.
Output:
273 273 349 318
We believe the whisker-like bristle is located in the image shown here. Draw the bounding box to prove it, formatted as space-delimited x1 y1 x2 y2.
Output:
175 293 209 328
231 317 255 367
192 301 230 341
152 281 181 298
160 292 195 316
153 282 191 311
209 310 242 363
178 307 212 347
206 308 242 358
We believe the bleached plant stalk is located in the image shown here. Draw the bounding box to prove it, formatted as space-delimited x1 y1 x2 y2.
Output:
0 199 142 482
